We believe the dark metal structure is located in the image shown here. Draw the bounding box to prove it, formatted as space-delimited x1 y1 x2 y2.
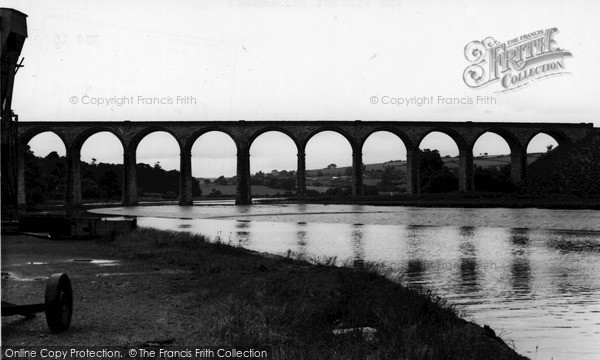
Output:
1 8 27 217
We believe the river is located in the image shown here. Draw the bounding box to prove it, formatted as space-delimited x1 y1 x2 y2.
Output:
90 203 600 360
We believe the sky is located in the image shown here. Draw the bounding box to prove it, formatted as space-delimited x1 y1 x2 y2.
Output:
7 0 598 177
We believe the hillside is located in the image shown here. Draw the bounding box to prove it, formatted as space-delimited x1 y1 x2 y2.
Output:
198 152 547 196
521 131 600 197
305 153 544 177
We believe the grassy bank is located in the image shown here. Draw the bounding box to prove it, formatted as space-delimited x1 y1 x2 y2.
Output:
102 228 528 360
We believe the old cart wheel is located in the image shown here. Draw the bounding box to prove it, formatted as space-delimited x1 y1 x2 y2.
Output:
45 273 73 332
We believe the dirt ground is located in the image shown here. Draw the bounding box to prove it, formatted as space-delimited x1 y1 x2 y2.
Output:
1 234 206 347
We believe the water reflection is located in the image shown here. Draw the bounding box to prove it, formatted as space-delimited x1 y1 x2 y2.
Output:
351 224 365 268
509 228 532 295
295 222 308 260
547 230 600 254
458 226 479 292
405 225 426 283
235 220 251 246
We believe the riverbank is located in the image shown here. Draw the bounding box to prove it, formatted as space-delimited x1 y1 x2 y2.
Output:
16 192 600 214
258 193 600 210
2 229 528 359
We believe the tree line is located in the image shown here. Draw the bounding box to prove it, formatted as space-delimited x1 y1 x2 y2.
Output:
23 147 201 205
23 147 515 205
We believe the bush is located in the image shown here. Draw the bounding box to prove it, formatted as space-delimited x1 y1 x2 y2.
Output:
207 189 223 198
162 191 178 199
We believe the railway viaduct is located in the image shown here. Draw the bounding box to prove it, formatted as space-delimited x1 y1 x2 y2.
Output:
16 120 595 206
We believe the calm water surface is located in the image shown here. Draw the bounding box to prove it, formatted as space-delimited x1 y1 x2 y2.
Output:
90 204 600 360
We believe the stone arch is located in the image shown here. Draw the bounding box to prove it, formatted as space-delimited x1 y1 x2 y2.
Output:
305 128 355 166
130 126 183 153
360 129 411 195
189 130 238 184
417 128 467 151
185 127 237 154
304 126 357 150
525 129 572 150
248 130 299 197
471 130 522 191
305 128 357 195
77 131 125 202
18 127 68 150
417 129 465 193
471 129 522 154
17 130 69 208
130 128 184 205
359 127 414 152
70 126 126 153
248 127 300 154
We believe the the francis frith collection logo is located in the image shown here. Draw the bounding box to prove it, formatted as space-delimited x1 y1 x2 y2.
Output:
463 28 572 92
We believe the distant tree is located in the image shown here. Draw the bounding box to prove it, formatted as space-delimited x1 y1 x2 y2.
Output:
162 191 177 200
214 176 228 186
276 177 296 190
24 147 67 205
22 150 202 204
204 179 211 185
380 166 395 186
327 164 337 169
419 149 458 193
82 178 102 198
420 149 444 173
192 178 202 197
306 189 320 196
98 170 120 198
208 188 222 197
363 185 379 196
251 171 265 186
546 144 554 152
324 187 351 196
474 164 515 193
45 151 60 162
